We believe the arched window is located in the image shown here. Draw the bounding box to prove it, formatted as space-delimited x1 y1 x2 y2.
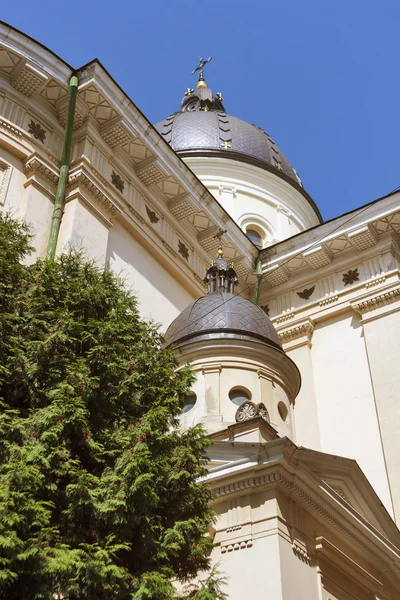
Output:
246 228 263 249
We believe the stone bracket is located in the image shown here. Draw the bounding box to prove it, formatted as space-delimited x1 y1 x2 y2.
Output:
135 157 170 186
303 245 333 269
58 94 88 130
10 60 48 97
100 116 135 148
168 193 200 220
263 263 290 287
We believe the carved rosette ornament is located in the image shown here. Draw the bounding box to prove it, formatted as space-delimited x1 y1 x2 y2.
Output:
235 401 270 424
28 119 46 143
111 170 124 193
342 268 359 286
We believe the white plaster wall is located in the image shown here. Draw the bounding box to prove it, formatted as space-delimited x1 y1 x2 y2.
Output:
310 311 393 515
183 156 320 246
21 184 53 262
362 309 400 522
212 534 283 600
0 146 25 217
278 536 319 600
106 222 195 330
57 197 110 264
288 344 322 450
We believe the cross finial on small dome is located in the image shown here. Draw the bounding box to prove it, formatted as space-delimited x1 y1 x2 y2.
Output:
192 56 212 89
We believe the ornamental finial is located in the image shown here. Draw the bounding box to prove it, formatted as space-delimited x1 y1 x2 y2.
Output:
214 227 227 258
192 56 212 89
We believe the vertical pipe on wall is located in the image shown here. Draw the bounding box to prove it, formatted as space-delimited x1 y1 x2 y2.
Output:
46 74 78 260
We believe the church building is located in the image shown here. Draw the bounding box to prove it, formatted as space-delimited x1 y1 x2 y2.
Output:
1 21 400 598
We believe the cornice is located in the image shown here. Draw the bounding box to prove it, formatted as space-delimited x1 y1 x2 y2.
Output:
278 319 314 347
67 165 121 217
24 152 59 186
351 285 400 319
208 456 400 590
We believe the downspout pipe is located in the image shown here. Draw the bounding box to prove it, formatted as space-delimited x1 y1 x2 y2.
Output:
252 256 263 305
46 73 78 260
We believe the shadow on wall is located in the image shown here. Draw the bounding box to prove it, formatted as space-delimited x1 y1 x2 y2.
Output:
105 222 196 328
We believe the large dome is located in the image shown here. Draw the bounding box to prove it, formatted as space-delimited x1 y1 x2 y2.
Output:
165 291 282 349
155 85 303 188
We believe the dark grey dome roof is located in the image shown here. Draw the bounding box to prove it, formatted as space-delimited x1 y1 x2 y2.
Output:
156 110 301 185
165 291 282 349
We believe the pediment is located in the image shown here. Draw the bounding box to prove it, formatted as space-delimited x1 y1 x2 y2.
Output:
297 450 400 547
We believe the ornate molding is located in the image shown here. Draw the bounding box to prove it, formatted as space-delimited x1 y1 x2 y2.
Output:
351 287 400 315
292 541 311 565
275 312 295 325
278 320 314 344
68 169 120 216
235 401 270 424
221 539 253 553
127 205 145 224
0 118 23 140
319 294 338 307
24 155 59 185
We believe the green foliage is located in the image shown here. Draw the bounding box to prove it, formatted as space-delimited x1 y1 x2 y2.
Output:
0 214 221 599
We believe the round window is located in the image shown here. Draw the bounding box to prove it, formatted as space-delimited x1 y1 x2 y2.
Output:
182 392 197 413
229 387 251 406
278 401 289 422
246 228 263 249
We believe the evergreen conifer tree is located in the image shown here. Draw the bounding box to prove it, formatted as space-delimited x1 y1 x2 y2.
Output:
0 214 226 600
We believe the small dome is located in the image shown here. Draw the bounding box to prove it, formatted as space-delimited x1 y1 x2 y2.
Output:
165 291 282 349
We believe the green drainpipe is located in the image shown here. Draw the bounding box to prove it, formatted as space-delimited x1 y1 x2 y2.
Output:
252 257 263 305
46 74 78 260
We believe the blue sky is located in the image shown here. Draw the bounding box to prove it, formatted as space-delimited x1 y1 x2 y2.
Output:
2 0 399 220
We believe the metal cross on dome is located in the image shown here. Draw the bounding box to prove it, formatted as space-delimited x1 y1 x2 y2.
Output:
214 227 227 256
191 56 212 76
